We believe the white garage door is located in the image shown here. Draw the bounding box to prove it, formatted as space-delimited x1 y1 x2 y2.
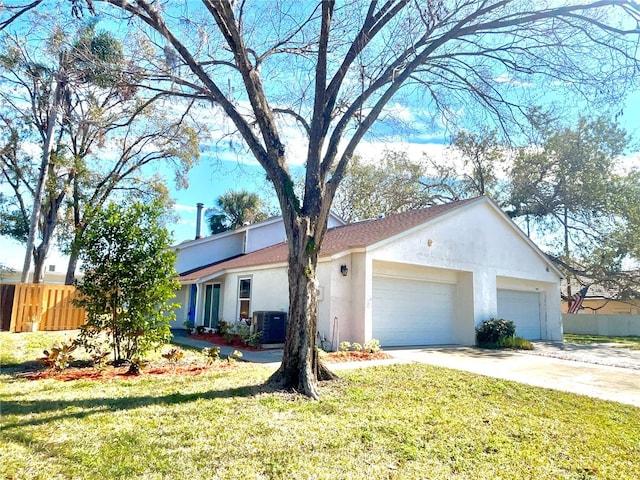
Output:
496 289 541 340
373 276 455 346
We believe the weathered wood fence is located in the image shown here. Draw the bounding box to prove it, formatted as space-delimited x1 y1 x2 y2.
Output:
5 283 87 332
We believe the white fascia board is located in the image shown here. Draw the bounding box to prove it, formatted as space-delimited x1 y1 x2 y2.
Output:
172 216 284 251
319 248 367 263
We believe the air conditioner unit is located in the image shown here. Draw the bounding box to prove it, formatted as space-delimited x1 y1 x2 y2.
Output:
253 311 287 344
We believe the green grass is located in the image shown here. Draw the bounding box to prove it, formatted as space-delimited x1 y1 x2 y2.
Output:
0 331 78 368
565 334 640 349
2 332 639 480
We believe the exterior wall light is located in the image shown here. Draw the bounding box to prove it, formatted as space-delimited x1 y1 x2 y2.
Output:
427 239 434 247
340 264 349 276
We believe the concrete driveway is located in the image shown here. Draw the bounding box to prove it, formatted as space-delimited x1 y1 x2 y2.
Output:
387 347 640 407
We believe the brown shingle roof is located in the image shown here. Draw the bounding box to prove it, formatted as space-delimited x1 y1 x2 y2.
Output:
179 197 481 282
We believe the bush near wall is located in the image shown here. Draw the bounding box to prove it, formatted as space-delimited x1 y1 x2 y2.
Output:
476 318 532 350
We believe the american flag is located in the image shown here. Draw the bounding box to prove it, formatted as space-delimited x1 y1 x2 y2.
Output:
567 286 589 314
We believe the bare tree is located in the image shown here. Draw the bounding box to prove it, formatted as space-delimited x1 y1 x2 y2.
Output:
0 24 199 283
8 0 638 397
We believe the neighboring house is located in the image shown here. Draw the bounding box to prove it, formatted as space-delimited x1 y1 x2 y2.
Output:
173 196 563 348
562 298 640 315
560 280 640 314
0 265 68 284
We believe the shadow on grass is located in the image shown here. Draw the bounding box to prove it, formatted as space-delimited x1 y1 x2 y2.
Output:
0 380 284 430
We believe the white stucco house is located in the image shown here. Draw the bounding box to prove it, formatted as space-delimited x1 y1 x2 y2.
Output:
172 196 563 349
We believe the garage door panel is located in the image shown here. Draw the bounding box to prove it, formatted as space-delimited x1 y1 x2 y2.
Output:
373 276 455 346
496 289 541 340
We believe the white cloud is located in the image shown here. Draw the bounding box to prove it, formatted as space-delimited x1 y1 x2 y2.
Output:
383 102 414 122
173 203 198 212
493 73 532 87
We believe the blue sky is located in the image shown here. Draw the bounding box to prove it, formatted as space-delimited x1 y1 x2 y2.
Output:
1 3 640 274
1 89 638 273
2 89 639 273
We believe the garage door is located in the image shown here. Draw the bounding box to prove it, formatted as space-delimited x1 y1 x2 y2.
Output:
496 289 541 340
372 276 455 346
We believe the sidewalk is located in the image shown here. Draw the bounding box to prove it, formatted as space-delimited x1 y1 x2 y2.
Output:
171 329 283 365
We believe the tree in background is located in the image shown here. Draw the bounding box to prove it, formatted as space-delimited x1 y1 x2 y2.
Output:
74 201 179 372
451 129 506 199
0 24 199 283
9 0 639 398
333 151 432 222
333 132 507 222
206 190 267 234
507 114 638 299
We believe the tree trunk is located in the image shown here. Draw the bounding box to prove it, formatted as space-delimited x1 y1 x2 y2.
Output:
267 218 337 399
65 250 79 285
21 81 61 283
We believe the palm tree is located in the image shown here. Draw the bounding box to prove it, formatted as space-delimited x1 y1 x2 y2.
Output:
207 190 266 233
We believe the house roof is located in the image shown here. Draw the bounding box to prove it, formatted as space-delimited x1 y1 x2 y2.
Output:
173 210 347 250
179 197 480 283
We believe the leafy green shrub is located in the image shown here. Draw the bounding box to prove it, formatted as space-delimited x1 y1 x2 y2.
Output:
39 339 77 371
219 321 235 344
235 324 262 347
162 347 184 364
202 346 221 364
90 346 110 372
74 201 179 366
338 340 382 353
476 318 516 346
363 339 382 353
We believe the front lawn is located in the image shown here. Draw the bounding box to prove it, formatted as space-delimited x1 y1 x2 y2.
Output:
565 333 640 349
1 332 639 479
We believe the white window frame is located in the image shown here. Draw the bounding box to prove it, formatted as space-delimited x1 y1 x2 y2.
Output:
237 276 252 323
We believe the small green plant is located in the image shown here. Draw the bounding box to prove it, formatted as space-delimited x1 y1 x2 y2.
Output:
39 339 77 372
183 320 194 334
476 318 516 347
195 325 206 335
91 349 110 372
127 356 146 375
339 341 351 353
202 346 221 364
237 325 262 347
162 347 185 364
227 350 243 363
219 321 236 344
363 339 382 353
350 342 363 351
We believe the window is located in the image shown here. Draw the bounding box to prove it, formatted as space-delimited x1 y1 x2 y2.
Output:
238 277 251 321
48 265 56 272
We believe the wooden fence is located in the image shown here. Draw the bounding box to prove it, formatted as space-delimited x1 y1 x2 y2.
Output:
8 283 87 332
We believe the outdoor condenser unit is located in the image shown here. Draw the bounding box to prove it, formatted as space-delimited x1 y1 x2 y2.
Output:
253 311 287 344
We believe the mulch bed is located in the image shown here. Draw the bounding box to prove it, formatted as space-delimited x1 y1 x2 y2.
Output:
20 362 238 382
323 351 393 363
188 332 281 350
